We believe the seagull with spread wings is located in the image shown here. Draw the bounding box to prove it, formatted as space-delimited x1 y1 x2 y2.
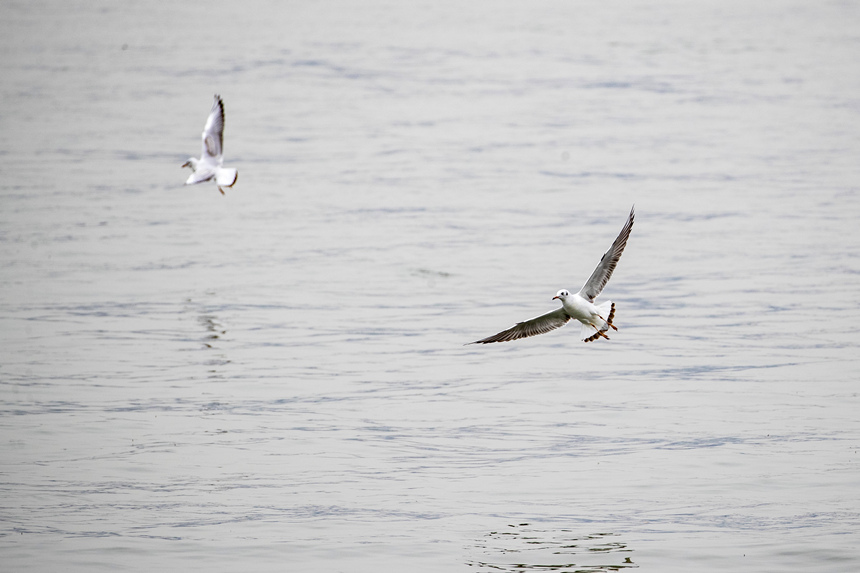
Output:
470 206 634 344
182 94 238 195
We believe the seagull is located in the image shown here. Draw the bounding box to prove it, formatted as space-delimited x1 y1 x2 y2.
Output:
469 206 634 345
182 94 238 195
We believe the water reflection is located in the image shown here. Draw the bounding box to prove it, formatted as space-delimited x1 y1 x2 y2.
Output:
183 298 231 381
468 523 636 572
198 312 225 349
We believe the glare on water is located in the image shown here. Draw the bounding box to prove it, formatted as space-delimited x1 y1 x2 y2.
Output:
1 1 859 572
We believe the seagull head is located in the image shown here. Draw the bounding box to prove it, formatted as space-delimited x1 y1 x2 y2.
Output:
552 289 571 301
181 157 198 171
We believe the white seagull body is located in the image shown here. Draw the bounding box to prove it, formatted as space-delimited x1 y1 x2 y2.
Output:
470 206 634 344
182 94 238 195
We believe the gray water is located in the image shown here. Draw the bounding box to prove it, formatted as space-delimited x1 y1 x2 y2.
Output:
2 1 860 571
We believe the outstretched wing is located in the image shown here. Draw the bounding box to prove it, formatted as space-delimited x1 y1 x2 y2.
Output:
577 206 634 302
200 94 225 161
469 308 571 344
185 168 215 185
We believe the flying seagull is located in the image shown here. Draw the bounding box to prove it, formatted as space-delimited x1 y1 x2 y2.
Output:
470 206 634 344
182 94 238 195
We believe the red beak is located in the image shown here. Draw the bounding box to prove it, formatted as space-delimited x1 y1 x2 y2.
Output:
552 296 559 300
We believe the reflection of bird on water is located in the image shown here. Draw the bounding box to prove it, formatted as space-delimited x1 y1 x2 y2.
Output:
468 524 636 571
199 313 226 349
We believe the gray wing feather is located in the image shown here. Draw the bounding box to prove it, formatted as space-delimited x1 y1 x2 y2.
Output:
201 94 225 160
470 307 571 344
577 206 634 302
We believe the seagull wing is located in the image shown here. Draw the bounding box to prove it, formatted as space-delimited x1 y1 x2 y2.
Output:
200 94 225 161
185 168 215 185
470 307 571 344
577 206 634 303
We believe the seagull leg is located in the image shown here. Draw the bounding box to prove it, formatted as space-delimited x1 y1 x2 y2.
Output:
588 321 611 340
597 314 618 331
218 187 225 196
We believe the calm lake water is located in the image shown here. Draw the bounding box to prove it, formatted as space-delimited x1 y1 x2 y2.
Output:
2 1 859 571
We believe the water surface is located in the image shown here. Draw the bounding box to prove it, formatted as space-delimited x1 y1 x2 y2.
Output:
2 1 859 571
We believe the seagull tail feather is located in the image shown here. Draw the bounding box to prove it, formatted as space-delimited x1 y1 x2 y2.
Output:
216 168 238 188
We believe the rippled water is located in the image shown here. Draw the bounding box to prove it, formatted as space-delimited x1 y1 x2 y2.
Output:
2 1 860 571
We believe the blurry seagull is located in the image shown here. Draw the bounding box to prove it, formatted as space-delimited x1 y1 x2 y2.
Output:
470 206 634 345
182 94 238 195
